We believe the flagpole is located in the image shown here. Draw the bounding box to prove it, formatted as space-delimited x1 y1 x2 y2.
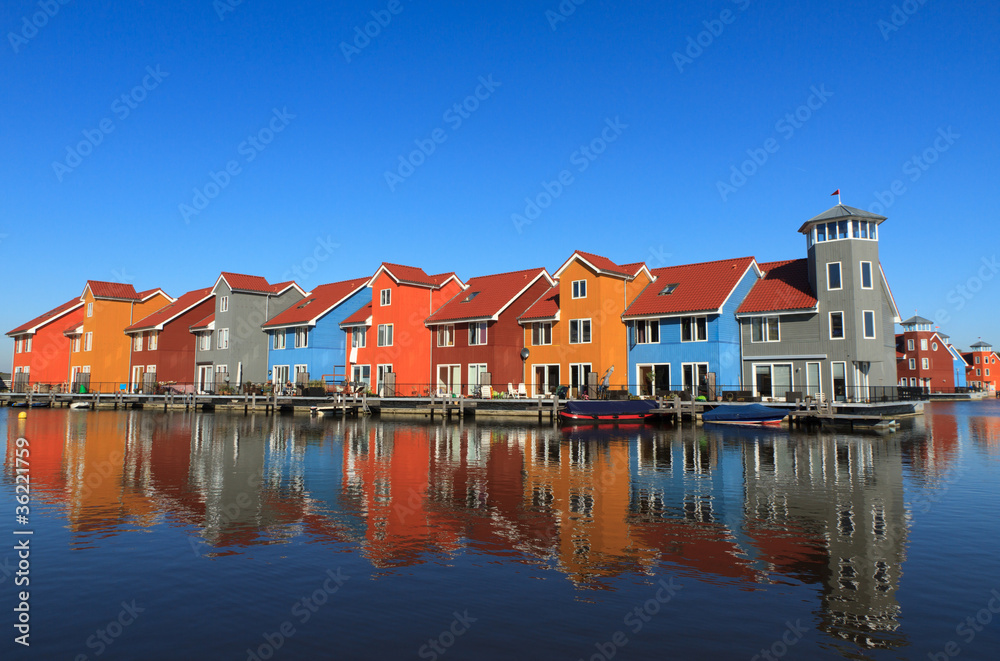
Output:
838 191 842 205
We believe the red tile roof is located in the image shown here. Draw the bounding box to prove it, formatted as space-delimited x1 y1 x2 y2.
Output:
63 322 83 336
126 288 213 333
426 268 550 324
736 259 818 315
377 263 436 287
619 262 649 277
220 272 273 293
556 250 634 278
137 288 170 301
270 281 301 294
519 285 560 322
6 298 83 336
263 278 370 329
189 313 215 331
85 281 140 300
340 303 373 327
624 257 758 318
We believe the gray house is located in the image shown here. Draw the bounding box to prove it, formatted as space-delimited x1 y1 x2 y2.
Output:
736 205 900 401
191 272 304 392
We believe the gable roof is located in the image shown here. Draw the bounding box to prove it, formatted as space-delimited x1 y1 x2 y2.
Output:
189 313 215 332
553 250 637 279
624 257 758 319
426 268 553 325
737 259 818 315
262 278 370 329
518 285 560 323
372 263 464 289
83 281 140 301
797 204 887 232
339 303 373 328
6 298 83 336
63 322 84 337
125 288 213 333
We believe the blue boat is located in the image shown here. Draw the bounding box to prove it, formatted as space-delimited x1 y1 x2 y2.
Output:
702 403 787 426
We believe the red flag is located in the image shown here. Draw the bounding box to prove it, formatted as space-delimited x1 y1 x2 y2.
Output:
831 189 840 196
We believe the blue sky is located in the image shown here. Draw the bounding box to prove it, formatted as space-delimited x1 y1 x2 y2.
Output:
3 0 998 370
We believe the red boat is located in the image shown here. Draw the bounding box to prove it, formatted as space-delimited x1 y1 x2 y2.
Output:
558 400 658 422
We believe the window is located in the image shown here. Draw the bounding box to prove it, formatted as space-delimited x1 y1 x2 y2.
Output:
24 337 31 352
976 369 981 376
351 327 366 348
909 377 917 387
863 311 876 339
570 363 593 394
273 365 289 385
681 316 708 342
380 289 391 306
932 342 938 351
84 332 93 351
751 316 780 343
351 365 371 386
87 302 93 317
15 339 21 353
571 280 587 299
294 328 309 348
920 339 928 350
658 283 679 295
377 324 393 347
908 358 916 370
72 336 81 352
294 364 309 384
437 325 455 347
754 363 793 399
922 358 929 370
217 328 229 349
816 224 826 241
829 312 845 340
200 333 211 351
220 296 229 312
827 262 842 290
975 356 980 364
569 319 591 344
134 335 143 351
860 262 873 289
806 362 821 397
635 320 660 344
469 322 488 346
532 322 552 346
907 339 914 351
148 332 158 350
274 332 286 350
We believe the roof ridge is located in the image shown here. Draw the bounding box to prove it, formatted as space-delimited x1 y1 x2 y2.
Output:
650 255 755 272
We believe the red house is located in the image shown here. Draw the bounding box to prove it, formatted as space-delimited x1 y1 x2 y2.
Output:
123 287 215 392
6 297 84 390
895 315 960 391
425 267 554 395
964 341 1000 392
341 263 464 395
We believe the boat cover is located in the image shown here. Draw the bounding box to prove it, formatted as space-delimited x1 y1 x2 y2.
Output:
702 404 786 422
563 400 659 416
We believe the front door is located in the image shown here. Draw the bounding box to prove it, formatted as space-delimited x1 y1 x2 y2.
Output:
682 363 708 396
197 365 213 393
437 365 460 396
131 366 144 393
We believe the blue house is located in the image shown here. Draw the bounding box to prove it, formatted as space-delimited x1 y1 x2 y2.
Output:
939 334 969 388
262 278 371 387
622 257 761 396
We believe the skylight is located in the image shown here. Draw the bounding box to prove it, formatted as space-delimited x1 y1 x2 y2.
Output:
296 299 315 309
462 292 480 303
658 283 679 296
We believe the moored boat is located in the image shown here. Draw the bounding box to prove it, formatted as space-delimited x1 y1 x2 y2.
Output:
702 403 787 426
558 400 658 422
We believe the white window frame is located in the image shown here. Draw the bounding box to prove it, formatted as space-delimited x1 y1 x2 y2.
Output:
87 302 93 317
920 339 928 351
380 289 391 306
437 325 455 347
134 335 143 352
806 361 822 398
351 364 371 386
294 364 309 383
907 339 914 351
351 327 366 348
827 262 842 291
829 312 845 340
273 331 286 350
569 363 593 394
199 333 211 351
15 339 21 353
752 362 794 400
376 364 393 392
862 310 876 339
571 279 587 299
295 327 309 348
532 363 560 396
148 331 158 351
273 364 290 385
531 322 552 346
377 324 393 347
24 337 32 352
908 358 916 370
860 262 873 290
220 296 229 312
635 320 660 345
469 322 488 346
922 358 929 370
681 316 708 343
750 316 780 343
217 328 230 350
84 332 93 351
569 318 592 344
72 336 81 352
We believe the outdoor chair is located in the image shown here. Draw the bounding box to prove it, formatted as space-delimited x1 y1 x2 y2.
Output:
517 383 527 398
507 383 516 398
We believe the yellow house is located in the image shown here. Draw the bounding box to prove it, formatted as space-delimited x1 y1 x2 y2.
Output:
519 251 651 396
67 281 172 392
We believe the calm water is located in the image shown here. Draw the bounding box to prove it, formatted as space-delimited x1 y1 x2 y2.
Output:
3 402 1000 660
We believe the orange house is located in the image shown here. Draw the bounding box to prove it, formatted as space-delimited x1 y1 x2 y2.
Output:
67 281 173 392
6 297 84 388
341 263 463 395
519 251 651 396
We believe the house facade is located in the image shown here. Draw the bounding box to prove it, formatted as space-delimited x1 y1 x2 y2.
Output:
68 281 173 392
342 263 464 395
894 316 964 392
963 341 999 392
623 257 761 397
123 287 215 392
6 297 84 390
425 267 554 395
737 205 900 401
519 251 651 396
262 277 371 387
191 273 304 392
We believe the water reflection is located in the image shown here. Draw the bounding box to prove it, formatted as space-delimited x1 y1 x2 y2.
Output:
8 407 982 652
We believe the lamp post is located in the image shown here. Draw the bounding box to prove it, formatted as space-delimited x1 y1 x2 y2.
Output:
520 348 529 395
